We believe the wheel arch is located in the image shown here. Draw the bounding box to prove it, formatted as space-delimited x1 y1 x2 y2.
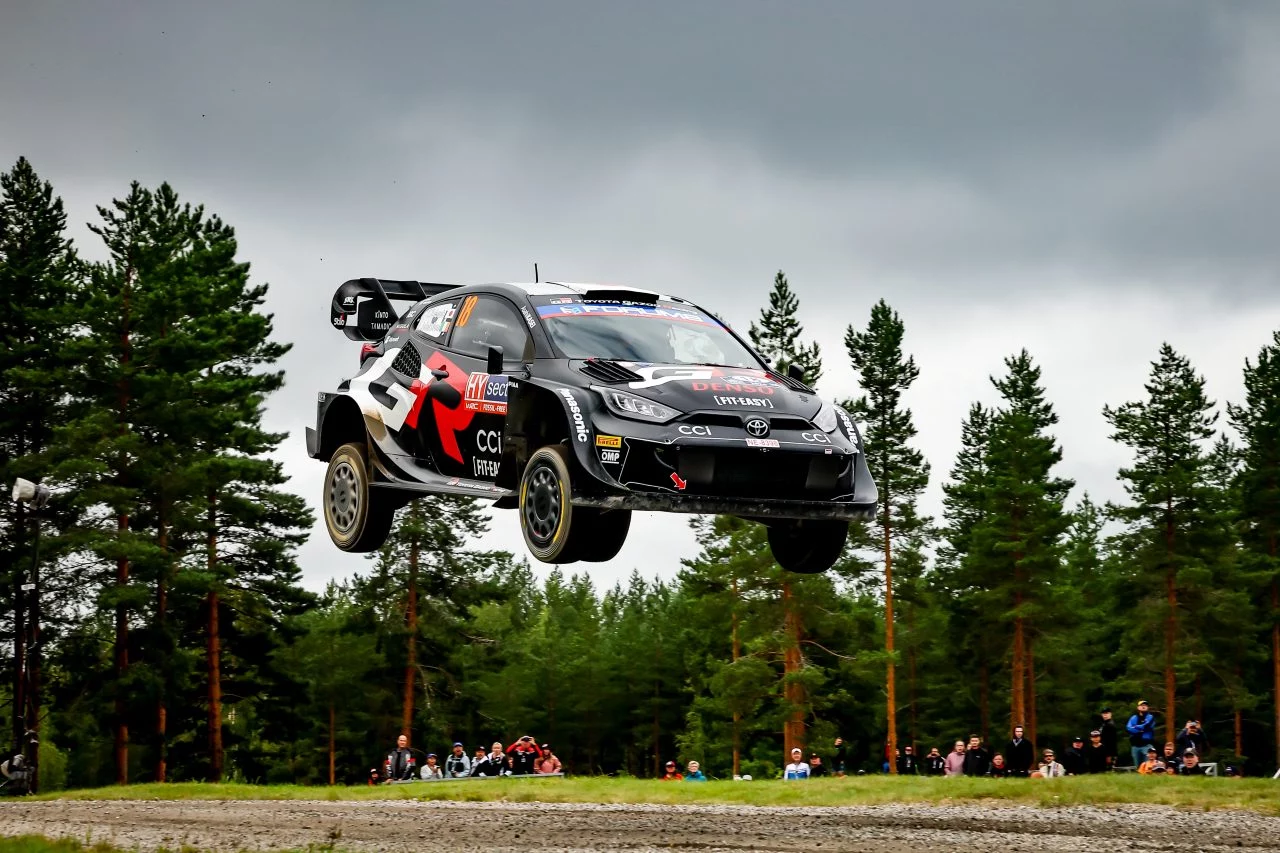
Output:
317 395 368 463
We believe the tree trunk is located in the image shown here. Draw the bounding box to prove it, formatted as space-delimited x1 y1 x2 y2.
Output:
1027 641 1037 746
731 575 741 778
908 605 919 751
1272 576 1279 769
12 501 25 761
402 506 419 743
26 516 41 794
1164 500 1178 744
884 503 897 774
206 490 223 781
1011 600 1026 728
328 702 336 786
782 580 805 760
979 662 990 745
114 263 133 786
155 514 168 784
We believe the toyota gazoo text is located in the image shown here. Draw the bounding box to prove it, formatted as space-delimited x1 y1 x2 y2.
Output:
307 278 878 573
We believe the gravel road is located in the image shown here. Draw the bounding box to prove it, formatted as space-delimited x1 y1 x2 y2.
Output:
3 799 1280 852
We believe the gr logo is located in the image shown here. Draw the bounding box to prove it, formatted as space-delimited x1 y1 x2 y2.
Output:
677 424 712 436
476 430 502 454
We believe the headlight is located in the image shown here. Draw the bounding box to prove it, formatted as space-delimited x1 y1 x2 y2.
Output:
813 401 838 433
599 388 681 424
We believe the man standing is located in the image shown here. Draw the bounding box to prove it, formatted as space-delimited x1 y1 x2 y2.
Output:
1098 707 1118 764
832 737 848 777
1126 700 1157 769
445 742 471 778
506 736 543 775
784 747 810 780
1006 725 1034 778
962 735 990 777
1084 730 1111 773
1060 736 1087 776
897 745 919 775
1176 720 1209 758
384 734 416 782
925 747 946 776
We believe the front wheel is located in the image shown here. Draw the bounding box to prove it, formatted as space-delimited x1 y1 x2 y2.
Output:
767 519 848 574
520 446 578 563
324 441 396 552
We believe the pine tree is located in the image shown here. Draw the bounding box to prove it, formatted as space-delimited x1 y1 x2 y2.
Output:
842 299 930 773
748 271 823 386
1104 343 1219 742
0 157 78 781
1229 332 1280 767
972 351 1073 741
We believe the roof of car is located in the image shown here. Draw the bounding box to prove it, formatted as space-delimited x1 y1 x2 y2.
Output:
498 281 666 298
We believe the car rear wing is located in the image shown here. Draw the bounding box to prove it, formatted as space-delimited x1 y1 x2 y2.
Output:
331 278 460 341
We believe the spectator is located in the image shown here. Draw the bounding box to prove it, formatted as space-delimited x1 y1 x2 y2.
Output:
1006 725 1035 778
1160 741 1183 773
536 744 562 775
384 734 416 782
1037 748 1066 778
1061 736 1087 776
925 747 946 776
420 754 444 780
1084 731 1111 773
1177 749 1206 776
808 752 828 777
661 760 684 781
475 742 506 777
882 740 893 774
1175 720 1208 758
1098 707 1118 765
1137 747 1164 775
469 747 493 777
832 737 847 777
785 747 811 780
989 753 1009 778
445 743 471 778
684 760 707 781
1126 699 1157 768
897 745 919 775
368 767 381 786
944 741 966 777
506 735 543 775
962 735 990 777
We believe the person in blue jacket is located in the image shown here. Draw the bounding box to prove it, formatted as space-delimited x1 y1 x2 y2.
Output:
684 760 707 781
1126 699 1157 768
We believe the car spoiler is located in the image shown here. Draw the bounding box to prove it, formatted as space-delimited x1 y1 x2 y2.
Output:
331 278 460 341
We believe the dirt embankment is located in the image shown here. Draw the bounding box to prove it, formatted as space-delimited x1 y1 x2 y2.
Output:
3 799 1280 852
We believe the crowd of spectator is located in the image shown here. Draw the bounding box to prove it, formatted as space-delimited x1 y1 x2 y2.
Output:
375 734 563 783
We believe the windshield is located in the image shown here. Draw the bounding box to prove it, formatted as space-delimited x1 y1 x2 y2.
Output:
534 301 761 367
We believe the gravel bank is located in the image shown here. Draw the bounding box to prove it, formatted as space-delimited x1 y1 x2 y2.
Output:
3 799 1280 852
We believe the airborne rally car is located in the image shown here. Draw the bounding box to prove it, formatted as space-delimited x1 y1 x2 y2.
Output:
307 278 877 573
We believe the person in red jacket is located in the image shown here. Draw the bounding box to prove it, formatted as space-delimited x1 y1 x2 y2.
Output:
505 735 544 775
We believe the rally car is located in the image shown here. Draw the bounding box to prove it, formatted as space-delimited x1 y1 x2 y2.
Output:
307 278 878 573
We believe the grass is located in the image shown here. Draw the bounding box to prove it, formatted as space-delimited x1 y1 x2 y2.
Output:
26 775 1280 815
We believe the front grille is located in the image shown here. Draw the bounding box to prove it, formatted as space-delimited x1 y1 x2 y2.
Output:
681 413 813 431
391 342 421 376
621 444 850 501
580 358 644 384
681 413 746 429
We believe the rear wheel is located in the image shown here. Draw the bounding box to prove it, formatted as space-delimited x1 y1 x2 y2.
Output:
767 519 848 574
324 441 396 552
575 508 632 562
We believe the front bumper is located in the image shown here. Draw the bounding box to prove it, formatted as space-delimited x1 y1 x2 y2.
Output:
575 491 877 522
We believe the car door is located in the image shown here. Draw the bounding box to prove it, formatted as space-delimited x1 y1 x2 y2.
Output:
416 294 532 480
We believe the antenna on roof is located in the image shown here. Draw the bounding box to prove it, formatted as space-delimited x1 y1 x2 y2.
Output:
534 262 539 283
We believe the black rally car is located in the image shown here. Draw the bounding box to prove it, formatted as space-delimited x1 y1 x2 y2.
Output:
307 278 877 573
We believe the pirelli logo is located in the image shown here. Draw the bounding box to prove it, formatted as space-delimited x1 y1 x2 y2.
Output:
596 435 622 448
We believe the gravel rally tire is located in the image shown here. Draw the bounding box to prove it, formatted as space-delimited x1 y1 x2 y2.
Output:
323 441 396 553
520 445 580 563
767 519 848 574
574 508 632 562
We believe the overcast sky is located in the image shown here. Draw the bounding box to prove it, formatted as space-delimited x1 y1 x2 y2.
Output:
3 1 1278 592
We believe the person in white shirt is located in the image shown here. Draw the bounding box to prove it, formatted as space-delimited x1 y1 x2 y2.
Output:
1037 748 1066 778
420 754 444 779
784 747 810 780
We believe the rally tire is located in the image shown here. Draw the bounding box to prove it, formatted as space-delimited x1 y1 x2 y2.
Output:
324 441 396 553
520 445 579 563
767 519 848 574
575 509 632 563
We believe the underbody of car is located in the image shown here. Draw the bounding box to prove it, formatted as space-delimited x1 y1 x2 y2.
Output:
307 278 878 573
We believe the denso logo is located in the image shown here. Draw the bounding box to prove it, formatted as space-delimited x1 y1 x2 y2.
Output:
559 389 588 442
691 381 774 395
678 425 712 436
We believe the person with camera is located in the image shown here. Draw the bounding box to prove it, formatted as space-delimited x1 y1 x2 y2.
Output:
505 735 544 775
445 742 471 778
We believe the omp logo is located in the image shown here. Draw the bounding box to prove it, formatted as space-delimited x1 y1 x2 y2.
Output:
596 434 622 448
559 389 588 442
456 295 479 326
745 418 770 437
600 449 621 464
677 425 711 436
801 432 831 444
476 430 502 454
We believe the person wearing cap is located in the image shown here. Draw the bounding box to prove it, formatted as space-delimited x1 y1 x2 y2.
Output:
784 747 810 780
808 751 828 777
1006 725 1034 778
505 735 543 775
661 760 684 781
1175 719 1209 758
1060 736 1087 776
536 744 562 775
896 745 919 775
1037 748 1066 778
1137 747 1166 775
1097 707 1118 765
1176 748 1205 775
1085 730 1111 773
420 753 444 780
445 742 471 778
473 742 505 777
684 760 707 781
1126 699 1157 768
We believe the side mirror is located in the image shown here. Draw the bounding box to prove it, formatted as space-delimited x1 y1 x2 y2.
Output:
786 362 805 383
486 345 504 376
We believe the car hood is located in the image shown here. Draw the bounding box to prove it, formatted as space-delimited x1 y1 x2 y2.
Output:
576 361 824 421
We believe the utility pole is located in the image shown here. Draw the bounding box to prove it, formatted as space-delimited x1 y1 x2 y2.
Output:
12 478 50 794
